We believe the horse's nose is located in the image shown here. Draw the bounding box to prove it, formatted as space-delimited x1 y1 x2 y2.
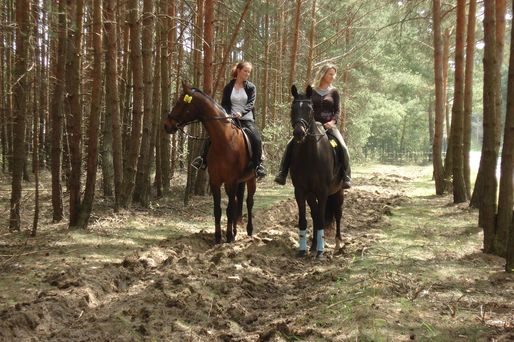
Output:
293 126 306 141
163 120 177 134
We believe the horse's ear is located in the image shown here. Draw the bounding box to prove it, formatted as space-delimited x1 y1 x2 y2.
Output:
306 84 313 97
291 85 299 98
182 81 191 93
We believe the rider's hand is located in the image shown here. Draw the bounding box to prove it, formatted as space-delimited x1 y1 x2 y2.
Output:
234 112 242 118
323 120 336 129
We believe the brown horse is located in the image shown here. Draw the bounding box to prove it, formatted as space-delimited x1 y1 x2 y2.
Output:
163 82 257 243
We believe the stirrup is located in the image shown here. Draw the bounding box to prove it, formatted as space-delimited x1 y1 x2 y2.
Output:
255 164 267 179
191 156 206 170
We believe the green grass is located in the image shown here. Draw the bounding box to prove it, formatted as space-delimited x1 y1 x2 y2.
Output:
317 164 507 341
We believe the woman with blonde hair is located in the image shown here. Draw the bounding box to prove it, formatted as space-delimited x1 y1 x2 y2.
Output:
274 63 351 188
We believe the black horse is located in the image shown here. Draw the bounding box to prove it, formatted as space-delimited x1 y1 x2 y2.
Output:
289 84 345 257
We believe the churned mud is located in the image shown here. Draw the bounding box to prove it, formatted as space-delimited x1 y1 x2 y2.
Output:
1 169 512 341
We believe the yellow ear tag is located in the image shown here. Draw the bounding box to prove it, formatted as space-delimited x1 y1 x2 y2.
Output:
330 139 338 148
183 94 193 104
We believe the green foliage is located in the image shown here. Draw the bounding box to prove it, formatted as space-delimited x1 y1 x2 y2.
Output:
262 120 291 173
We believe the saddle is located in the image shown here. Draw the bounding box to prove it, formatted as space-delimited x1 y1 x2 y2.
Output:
327 133 345 180
241 127 253 158
241 127 255 168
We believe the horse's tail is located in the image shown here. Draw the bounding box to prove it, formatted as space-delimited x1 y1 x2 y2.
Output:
325 190 344 228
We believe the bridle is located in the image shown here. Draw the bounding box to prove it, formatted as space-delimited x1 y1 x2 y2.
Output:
291 98 325 138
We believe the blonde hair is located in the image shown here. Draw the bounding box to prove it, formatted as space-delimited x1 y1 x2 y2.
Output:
231 61 252 79
312 63 337 88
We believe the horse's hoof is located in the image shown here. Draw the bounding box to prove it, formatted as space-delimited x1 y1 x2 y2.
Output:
214 238 222 244
297 250 307 258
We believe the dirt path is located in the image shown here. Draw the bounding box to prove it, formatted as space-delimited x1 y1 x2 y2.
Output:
1 169 512 341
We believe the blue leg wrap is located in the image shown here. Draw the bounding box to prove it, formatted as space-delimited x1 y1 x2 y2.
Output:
299 230 307 251
316 229 324 252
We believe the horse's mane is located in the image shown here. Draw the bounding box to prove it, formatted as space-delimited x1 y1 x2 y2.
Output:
191 87 229 116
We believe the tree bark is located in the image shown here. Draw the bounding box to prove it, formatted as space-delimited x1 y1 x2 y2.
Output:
474 0 498 253
134 0 155 207
65 0 84 227
9 0 29 231
288 0 302 86
193 0 215 196
104 0 122 208
462 0 476 199
450 0 467 203
119 0 144 208
160 0 171 195
432 0 445 195
50 0 66 222
494 0 511 259
76 0 102 229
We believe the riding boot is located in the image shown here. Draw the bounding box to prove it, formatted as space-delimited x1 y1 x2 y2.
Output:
253 138 267 179
274 138 293 185
327 127 351 189
191 139 209 170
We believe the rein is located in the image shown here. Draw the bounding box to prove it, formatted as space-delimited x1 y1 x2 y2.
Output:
176 114 239 140
173 87 242 140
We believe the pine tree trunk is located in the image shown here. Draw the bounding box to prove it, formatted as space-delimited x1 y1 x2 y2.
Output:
9 0 29 231
65 0 84 227
442 28 453 188
305 0 316 83
50 0 66 222
76 0 102 229
262 0 270 130
134 0 155 207
119 0 144 208
104 0 122 207
496 0 513 260
476 0 498 253
288 0 301 86
151 35 162 198
185 0 202 202
0 4 5 173
463 0 476 199
431 0 446 195
160 0 171 195
192 0 214 196
450 0 467 203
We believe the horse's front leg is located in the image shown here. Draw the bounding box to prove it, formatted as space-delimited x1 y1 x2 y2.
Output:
211 184 223 244
308 193 327 257
245 178 256 236
225 183 238 242
294 189 308 257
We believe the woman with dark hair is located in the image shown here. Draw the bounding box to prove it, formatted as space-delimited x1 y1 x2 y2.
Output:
192 61 266 179
274 63 351 188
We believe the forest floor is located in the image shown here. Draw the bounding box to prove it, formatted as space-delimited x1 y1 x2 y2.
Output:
0 164 513 341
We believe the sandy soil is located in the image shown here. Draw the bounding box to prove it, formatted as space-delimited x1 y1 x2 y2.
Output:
0 171 512 341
